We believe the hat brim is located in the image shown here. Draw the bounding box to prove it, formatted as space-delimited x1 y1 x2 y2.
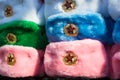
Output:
0 45 44 77
44 39 108 78
46 12 110 44
0 21 48 49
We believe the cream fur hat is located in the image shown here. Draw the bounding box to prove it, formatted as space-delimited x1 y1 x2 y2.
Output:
0 0 45 25
45 0 109 18
108 0 120 21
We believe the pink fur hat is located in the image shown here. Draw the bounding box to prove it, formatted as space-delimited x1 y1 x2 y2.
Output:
44 39 109 78
0 45 44 77
111 44 120 79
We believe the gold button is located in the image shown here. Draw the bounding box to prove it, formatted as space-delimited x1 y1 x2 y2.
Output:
64 24 78 37
63 51 78 65
6 33 17 44
6 53 16 66
4 5 13 17
62 0 76 12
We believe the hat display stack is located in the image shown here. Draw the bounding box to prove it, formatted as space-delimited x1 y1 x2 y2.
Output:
44 0 111 79
0 0 48 78
1 0 120 80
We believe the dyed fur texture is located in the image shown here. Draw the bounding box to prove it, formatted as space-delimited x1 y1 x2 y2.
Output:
108 0 120 20
44 39 109 78
0 21 48 49
46 12 110 44
0 45 44 77
111 44 120 79
0 0 45 25
113 18 120 45
45 0 109 18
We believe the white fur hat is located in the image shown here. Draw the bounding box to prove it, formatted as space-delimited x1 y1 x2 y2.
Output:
0 0 45 25
45 0 109 18
108 0 120 21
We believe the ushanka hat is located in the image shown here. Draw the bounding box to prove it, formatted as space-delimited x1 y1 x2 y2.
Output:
45 0 109 19
0 0 48 78
44 39 109 78
0 20 48 49
113 18 120 45
0 45 44 77
0 0 45 25
108 0 120 21
111 44 120 79
46 12 112 44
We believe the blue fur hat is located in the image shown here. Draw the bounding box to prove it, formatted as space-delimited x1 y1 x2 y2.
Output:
113 18 120 44
46 12 111 44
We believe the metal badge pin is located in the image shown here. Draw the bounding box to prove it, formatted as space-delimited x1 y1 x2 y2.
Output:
64 23 78 37
62 0 76 12
6 33 17 44
63 51 78 65
6 53 16 66
4 5 13 17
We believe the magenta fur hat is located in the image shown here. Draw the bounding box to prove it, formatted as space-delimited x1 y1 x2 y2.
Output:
0 45 44 77
44 39 109 78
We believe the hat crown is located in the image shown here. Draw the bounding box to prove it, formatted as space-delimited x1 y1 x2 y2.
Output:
45 0 109 18
0 0 43 25
108 0 120 20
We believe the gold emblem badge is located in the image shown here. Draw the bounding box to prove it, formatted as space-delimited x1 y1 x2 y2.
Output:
6 53 16 66
62 0 76 12
4 5 13 17
6 33 17 44
63 51 78 65
64 24 78 36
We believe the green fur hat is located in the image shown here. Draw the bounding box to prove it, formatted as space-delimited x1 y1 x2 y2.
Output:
0 21 48 49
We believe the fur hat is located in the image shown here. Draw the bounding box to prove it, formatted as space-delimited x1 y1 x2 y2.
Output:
111 44 120 79
44 39 109 78
45 0 109 18
46 12 111 44
0 0 45 25
113 18 120 45
108 0 120 21
0 45 44 77
0 20 48 49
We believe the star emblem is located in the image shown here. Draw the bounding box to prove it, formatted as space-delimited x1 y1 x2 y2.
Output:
63 51 78 65
6 33 17 44
6 53 16 66
64 24 78 36
4 5 13 17
62 0 76 11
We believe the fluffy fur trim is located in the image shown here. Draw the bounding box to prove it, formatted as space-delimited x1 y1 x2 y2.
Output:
45 0 109 18
0 45 44 77
111 44 120 79
108 0 120 20
0 21 48 49
113 18 120 45
44 39 109 78
0 0 45 25
46 12 110 44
